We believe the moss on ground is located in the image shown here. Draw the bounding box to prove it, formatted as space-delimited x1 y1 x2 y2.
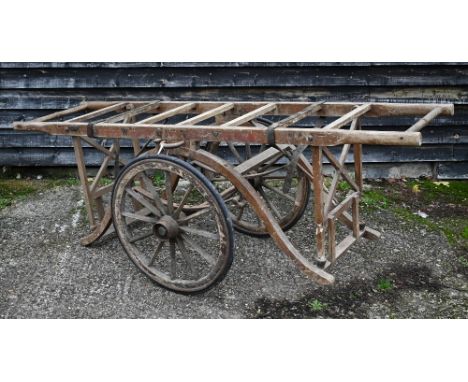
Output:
0 178 80 211
360 179 468 251
407 179 468 206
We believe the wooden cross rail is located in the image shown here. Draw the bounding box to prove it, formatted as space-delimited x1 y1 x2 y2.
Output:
322 103 372 129
406 106 444 132
67 102 128 122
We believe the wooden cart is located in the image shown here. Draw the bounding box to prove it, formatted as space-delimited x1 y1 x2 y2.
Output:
13 100 454 293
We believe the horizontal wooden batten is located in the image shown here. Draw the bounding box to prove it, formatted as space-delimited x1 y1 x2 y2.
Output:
3 146 466 167
4 64 468 89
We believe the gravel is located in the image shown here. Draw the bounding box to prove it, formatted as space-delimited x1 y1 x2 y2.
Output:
0 185 466 318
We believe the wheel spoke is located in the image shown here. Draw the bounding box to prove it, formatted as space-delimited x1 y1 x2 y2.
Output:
180 226 219 241
148 241 165 266
181 234 216 266
165 172 174 214
176 237 196 275
258 186 282 219
122 211 158 224
170 241 176 280
261 181 297 203
126 187 162 217
219 185 237 199
227 142 243 163
141 173 166 214
243 164 289 179
174 184 195 218
129 230 154 243
235 203 246 222
245 143 252 159
177 207 212 224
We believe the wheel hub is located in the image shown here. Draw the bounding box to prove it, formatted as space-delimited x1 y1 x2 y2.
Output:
154 215 179 240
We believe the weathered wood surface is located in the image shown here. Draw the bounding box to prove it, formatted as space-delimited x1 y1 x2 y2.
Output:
0 63 466 177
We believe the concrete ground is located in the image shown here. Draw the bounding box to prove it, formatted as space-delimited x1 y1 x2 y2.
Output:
0 182 467 318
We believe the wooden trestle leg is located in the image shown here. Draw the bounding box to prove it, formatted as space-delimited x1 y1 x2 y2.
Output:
72 136 115 246
311 146 327 264
310 118 381 270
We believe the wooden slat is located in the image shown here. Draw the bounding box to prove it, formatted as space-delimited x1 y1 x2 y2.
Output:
322 147 360 191
99 100 161 123
93 184 114 199
66 102 127 122
234 146 282 174
334 235 356 260
407 107 444 132
221 103 277 126
80 136 124 163
327 192 359 220
136 103 196 124
90 144 116 192
177 103 234 125
33 103 89 122
323 104 372 129
268 101 324 128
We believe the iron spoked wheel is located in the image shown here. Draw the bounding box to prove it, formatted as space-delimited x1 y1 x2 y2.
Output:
204 143 311 237
111 155 234 294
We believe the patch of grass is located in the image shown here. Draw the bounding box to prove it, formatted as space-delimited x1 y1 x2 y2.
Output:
307 299 328 312
0 180 36 210
462 226 468 240
377 278 394 292
153 172 165 187
46 178 80 187
0 178 79 211
98 177 113 186
361 189 391 209
337 181 351 192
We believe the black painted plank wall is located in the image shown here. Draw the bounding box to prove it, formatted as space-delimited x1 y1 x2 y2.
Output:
0 62 467 178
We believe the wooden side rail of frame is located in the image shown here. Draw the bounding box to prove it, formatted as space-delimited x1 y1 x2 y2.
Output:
77 101 454 118
14 121 424 147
